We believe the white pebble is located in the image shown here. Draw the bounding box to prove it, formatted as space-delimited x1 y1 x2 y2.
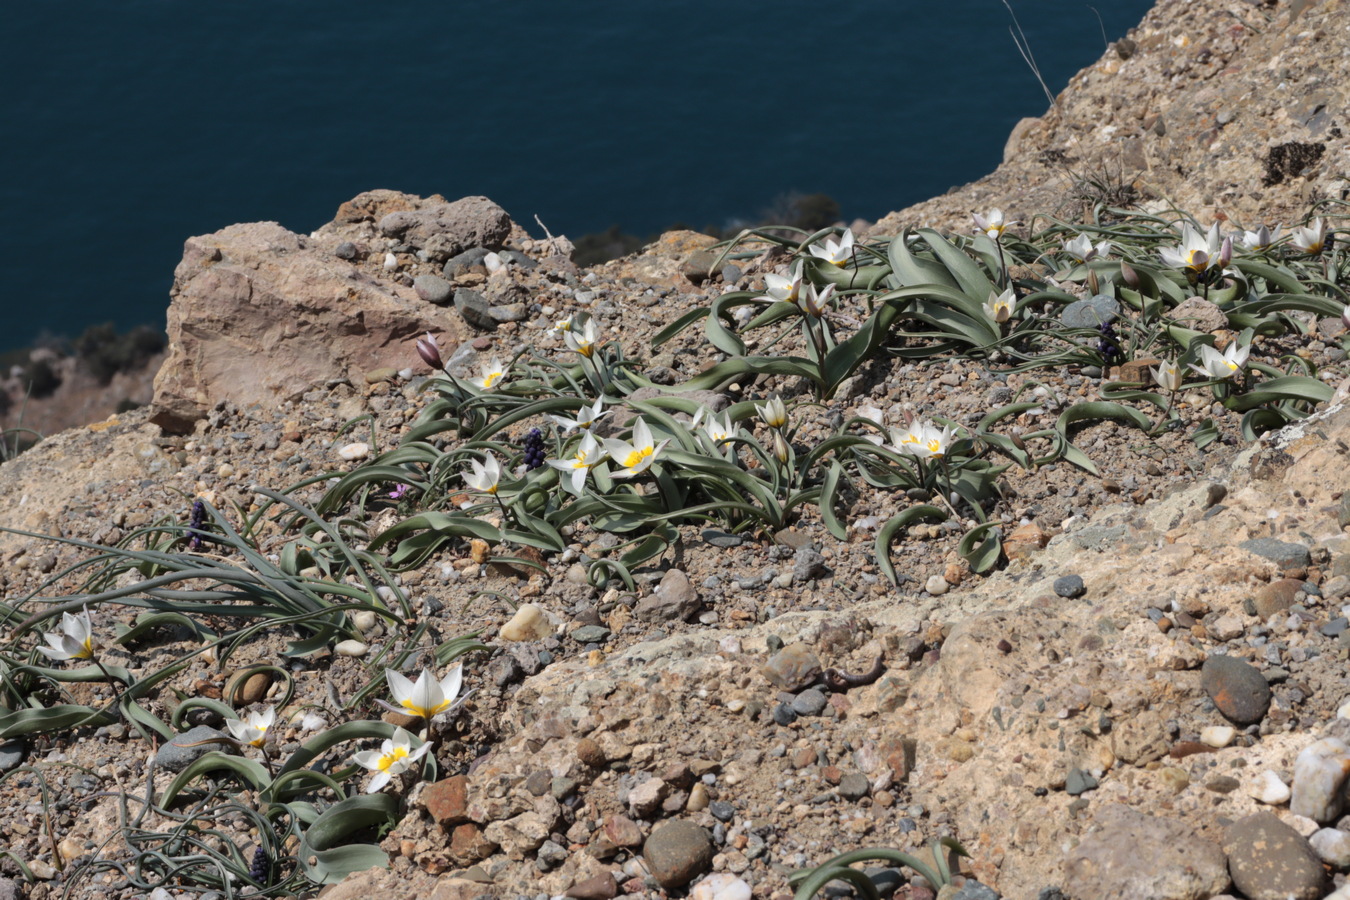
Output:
337 442 370 461
216 463 235 478
334 639 368 657
383 252 397 270
483 252 504 273
925 575 949 596
1291 737 1350 823
1247 770 1291 805
301 713 327 732
1199 725 1235 748
1310 828 1350 867
351 610 379 635
1337 698 1350 720
691 874 752 900
500 603 554 642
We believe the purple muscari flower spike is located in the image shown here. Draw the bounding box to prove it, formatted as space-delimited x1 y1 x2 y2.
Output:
187 499 207 550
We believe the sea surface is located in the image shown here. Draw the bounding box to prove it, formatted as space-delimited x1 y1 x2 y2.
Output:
2 0 1153 353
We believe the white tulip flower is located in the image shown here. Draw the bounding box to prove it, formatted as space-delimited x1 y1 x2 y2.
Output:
380 666 464 720
983 287 1016 324
601 418 669 479
472 356 507 390
352 727 431 793
226 707 275 748
38 607 97 661
1189 342 1249 380
549 397 607 434
755 397 788 430
807 229 855 267
462 452 502 495
547 432 606 493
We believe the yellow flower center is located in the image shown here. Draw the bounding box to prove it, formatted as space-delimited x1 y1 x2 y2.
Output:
377 747 409 771
78 638 94 659
925 439 944 455
482 372 502 389
1224 359 1238 372
624 446 654 468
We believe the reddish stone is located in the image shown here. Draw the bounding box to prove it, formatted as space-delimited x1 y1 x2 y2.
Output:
423 775 470 827
448 823 496 865
603 815 644 848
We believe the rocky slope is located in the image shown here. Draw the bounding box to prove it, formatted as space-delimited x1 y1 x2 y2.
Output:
1 1 1350 899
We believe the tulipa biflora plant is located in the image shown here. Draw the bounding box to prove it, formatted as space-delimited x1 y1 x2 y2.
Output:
0 201 1345 897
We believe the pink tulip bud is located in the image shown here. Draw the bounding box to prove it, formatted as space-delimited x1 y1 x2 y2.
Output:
416 333 443 370
1118 261 1139 289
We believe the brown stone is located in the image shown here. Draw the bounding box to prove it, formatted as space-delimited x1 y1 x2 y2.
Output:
233 671 271 706
422 775 470 828
565 873 618 900
575 737 606 768
1253 578 1303 620
602 815 643 848
151 217 468 432
447 823 496 866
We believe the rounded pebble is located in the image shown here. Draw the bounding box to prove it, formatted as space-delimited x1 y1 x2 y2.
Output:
334 639 367 657
644 820 714 889
337 442 370 461
1247 770 1292 805
1200 654 1271 725
925 575 949 595
1053 574 1086 598
791 689 828 717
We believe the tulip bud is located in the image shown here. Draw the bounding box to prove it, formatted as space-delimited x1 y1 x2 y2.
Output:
772 432 790 464
1118 261 1139 289
1218 236 1233 268
1086 269 1100 295
416 333 443 370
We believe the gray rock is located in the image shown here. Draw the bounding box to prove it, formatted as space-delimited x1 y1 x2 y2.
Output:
413 274 453 305
701 529 743 548
1065 767 1098 796
1239 538 1311 570
1224 812 1326 900
643 819 714 889
1201 654 1271 725
1061 295 1119 328
1063 804 1230 900
489 303 528 323
762 644 823 692
334 241 358 260
499 250 538 269
154 726 235 772
536 839 568 870
634 569 700 623
709 800 735 822
487 653 524 688
1339 492 1350 529
772 703 797 726
570 625 611 644
793 546 829 583
454 289 497 331
377 196 512 253
0 877 18 900
0 739 25 773
951 883 1000 900
1053 575 1086 598
792 688 828 717
444 247 492 276
838 773 870 801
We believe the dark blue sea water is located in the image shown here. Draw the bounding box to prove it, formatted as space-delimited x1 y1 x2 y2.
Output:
2 0 1152 353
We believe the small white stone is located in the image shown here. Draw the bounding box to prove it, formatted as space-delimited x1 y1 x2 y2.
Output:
383 252 397 270
351 610 379 635
1337 697 1350 720
216 463 235 478
500 603 553 642
483 251 504 273
1291 737 1350 823
925 575 949 596
691 874 752 900
337 442 370 461
1247 770 1291 805
1310 828 1350 867
301 713 327 731
1200 725 1236 748
334 639 368 657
